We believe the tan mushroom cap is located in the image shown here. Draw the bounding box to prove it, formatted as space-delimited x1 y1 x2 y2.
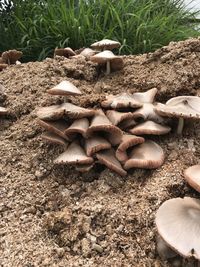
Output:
86 109 123 145
106 110 136 126
91 39 121 50
0 106 8 115
133 103 164 123
124 140 164 170
101 92 142 109
64 118 89 140
132 88 158 103
96 149 127 177
36 104 65 120
119 118 137 130
41 132 68 147
85 136 111 156
37 119 69 140
79 48 97 59
156 197 200 260
54 141 94 165
116 134 145 162
47 81 82 96
54 47 76 57
61 102 96 119
129 121 171 135
155 96 200 119
2 50 22 64
184 165 200 192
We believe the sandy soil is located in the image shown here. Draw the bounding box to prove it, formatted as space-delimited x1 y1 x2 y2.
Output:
1 38 200 267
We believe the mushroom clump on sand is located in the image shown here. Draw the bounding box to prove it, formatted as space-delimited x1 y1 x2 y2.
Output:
37 86 168 177
156 197 200 264
0 49 22 71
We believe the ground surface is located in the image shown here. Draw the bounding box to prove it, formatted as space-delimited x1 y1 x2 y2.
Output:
1 38 200 267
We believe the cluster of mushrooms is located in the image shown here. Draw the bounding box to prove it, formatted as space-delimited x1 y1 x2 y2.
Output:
0 49 22 71
54 39 124 75
156 165 200 265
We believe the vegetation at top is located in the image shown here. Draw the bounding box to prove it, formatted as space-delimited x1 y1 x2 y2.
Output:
0 0 200 62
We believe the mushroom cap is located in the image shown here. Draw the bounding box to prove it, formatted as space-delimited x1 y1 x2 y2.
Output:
129 121 171 135
184 165 200 192
86 109 123 145
106 110 136 126
132 88 158 104
124 140 164 170
0 106 8 115
54 141 93 165
133 103 164 123
91 39 121 50
47 81 82 96
101 92 142 109
2 50 22 64
36 104 65 121
155 96 200 119
61 103 96 119
54 47 76 57
41 132 68 147
64 118 89 140
156 197 200 260
116 134 145 162
96 149 127 176
37 119 69 140
79 48 97 59
85 135 111 156
90 50 123 66
118 118 137 130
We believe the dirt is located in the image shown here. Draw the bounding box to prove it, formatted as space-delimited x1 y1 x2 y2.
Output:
1 37 200 267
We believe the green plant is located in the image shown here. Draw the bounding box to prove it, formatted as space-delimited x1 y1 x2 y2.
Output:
0 0 199 61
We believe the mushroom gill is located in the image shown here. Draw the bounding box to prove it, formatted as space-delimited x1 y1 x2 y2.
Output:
86 109 123 145
36 104 65 121
85 135 111 156
64 118 89 140
129 120 171 135
61 102 96 119
124 140 164 170
106 110 136 126
41 132 68 147
132 103 164 123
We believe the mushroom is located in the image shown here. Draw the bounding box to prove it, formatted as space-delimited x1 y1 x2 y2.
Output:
64 118 89 140
132 88 158 104
54 47 76 58
36 104 65 121
184 165 200 193
90 39 121 51
90 50 123 75
124 140 164 170
1 49 22 64
156 197 200 260
86 109 123 145
79 48 98 60
96 148 127 176
54 141 94 165
61 102 96 119
132 103 164 123
85 135 111 156
129 121 171 135
154 96 200 134
101 92 142 109
37 119 69 140
106 110 136 126
41 132 68 148
116 134 145 162
0 106 8 115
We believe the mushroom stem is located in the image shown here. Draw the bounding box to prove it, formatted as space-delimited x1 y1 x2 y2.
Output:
106 60 111 75
64 96 68 103
177 117 184 135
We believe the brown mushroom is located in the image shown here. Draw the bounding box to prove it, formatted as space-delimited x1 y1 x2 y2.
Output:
124 140 164 170
156 197 200 260
36 104 65 121
1 50 22 64
96 149 127 177
47 81 82 97
85 135 111 156
86 109 123 145
90 50 123 75
101 92 142 109
106 110 136 126
37 119 69 140
154 96 200 134
116 134 145 162
62 102 96 119
54 47 76 58
79 48 98 59
54 141 94 165
184 165 200 193
90 39 121 51
41 132 68 147
133 103 164 123
132 88 158 103
129 121 171 135
64 118 89 140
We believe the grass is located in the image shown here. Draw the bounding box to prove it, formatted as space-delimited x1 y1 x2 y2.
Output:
0 0 200 61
